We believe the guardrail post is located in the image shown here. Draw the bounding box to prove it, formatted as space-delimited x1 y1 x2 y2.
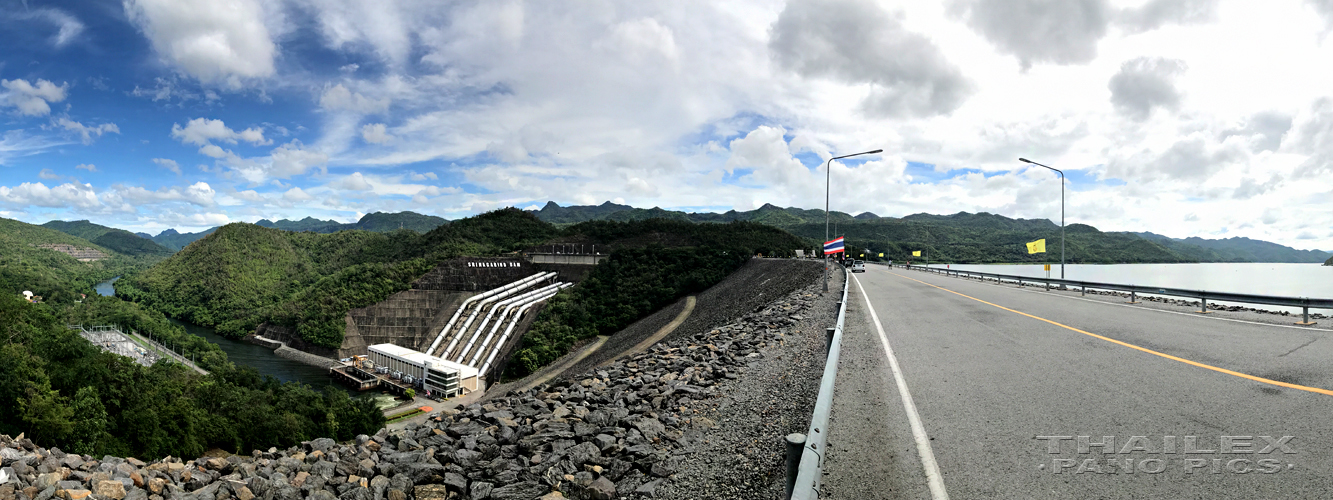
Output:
1199 296 1209 314
785 433 806 500
1297 306 1315 326
825 327 836 355
1128 291 1139 304
1081 286 1086 296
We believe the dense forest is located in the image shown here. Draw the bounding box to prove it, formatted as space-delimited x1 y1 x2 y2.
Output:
119 210 807 352
0 218 161 304
118 209 561 347
41 220 173 257
506 219 807 377
0 294 383 459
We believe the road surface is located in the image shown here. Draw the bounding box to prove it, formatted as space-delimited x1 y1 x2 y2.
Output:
822 264 1333 499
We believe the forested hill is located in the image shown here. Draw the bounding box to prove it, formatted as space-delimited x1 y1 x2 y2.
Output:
530 201 1331 264
41 220 173 257
1134 232 1331 264
0 218 147 303
119 208 807 349
144 211 448 250
1326 255 1333 266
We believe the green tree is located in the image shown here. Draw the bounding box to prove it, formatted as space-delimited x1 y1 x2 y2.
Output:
19 380 74 445
70 386 109 455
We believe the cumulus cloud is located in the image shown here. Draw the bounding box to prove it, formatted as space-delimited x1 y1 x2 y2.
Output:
332 172 374 191
112 182 216 206
38 169 61 180
283 187 313 202
1220 111 1292 153
1107 136 1238 181
268 141 329 178
171 118 271 146
0 181 100 209
56 118 121 144
1116 0 1219 33
75 163 97 172
948 0 1110 69
123 0 277 87
770 0 973 117
152 158 182 174
949 0 1217 69
320 84 390 114
409 171 438 181
1108 57 1187 120
1 79 68 116
361 123 393 144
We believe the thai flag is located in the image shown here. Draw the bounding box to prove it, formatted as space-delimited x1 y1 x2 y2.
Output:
824 237 845 255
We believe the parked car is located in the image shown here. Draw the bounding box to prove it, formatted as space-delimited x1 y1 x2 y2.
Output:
851 260 866 273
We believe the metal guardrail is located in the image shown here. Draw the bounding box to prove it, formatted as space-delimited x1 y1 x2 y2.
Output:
786 262 850 499
896 264 1333 325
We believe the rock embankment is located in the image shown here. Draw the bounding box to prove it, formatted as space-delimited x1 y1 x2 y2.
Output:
1 262 831 500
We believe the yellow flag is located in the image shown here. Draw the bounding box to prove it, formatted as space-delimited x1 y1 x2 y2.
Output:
1027 239 1047 254
860 253 864 257
912 250 921 256
878 253 884 257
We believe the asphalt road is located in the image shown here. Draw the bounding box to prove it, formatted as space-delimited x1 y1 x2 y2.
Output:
822 264 1333 499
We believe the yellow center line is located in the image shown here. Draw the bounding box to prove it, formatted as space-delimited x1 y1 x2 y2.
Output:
887 270 1333 397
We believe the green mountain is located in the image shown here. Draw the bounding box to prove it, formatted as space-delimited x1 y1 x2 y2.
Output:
1325 255 1332 266
41 220 173 257
121 209 805 351
148 211 449 250
149 227 219 251
530 201 1329 264
1135 232 1330 263
0 218 131 303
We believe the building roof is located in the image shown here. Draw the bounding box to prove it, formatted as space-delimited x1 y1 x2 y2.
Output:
368 344 479 379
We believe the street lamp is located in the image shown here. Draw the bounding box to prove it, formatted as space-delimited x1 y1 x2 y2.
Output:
825 149 883 291
1018 157 1064 279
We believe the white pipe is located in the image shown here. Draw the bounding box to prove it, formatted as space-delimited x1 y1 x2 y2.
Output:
468 283 570 366
440 272 554 357
457 282 564 363
428 272 553 356
478 283 571 376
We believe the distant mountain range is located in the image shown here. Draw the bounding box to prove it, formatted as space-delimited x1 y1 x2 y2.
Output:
132 211 450 251
529 201 1332 264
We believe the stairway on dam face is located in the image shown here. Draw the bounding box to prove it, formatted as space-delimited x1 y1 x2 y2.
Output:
336 257 539 358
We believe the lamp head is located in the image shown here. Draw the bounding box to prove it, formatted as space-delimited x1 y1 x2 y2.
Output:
1019 157 1033 164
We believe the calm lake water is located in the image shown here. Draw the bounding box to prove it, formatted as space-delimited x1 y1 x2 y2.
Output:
919 263 1333 313
93 277 344 389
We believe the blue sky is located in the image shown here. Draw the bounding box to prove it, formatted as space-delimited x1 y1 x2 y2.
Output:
2 0 1332 250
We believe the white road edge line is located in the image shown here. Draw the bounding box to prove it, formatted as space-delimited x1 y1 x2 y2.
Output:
852 273 950 500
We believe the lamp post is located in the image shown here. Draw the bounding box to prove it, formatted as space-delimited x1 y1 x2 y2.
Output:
825 149 883 291
1018 157 1064 279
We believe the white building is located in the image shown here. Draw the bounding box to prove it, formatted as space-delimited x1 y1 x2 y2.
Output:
367 343 480 397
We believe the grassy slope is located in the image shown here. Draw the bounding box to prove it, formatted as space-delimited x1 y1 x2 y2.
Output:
41 220 173 257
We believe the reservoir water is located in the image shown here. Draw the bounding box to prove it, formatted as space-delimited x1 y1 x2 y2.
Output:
919 262 1333 313
92 277 342 389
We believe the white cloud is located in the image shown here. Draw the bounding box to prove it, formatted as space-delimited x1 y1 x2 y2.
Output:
320 84 390 114
75 163 97 172
18 8 86 48
283 187 314 202
111 182 216 206
1 79 68 116
268 141 329 179
123 0 277 87
361 123 393 144
38 169 61 180
56 118 120 144
152 158 182 174
171 118 271 146
332 172 374 191
409 171 438 181
0 181 100 209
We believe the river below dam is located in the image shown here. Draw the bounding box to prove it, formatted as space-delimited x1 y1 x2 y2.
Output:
918 262 1333 313
93 277 344 390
